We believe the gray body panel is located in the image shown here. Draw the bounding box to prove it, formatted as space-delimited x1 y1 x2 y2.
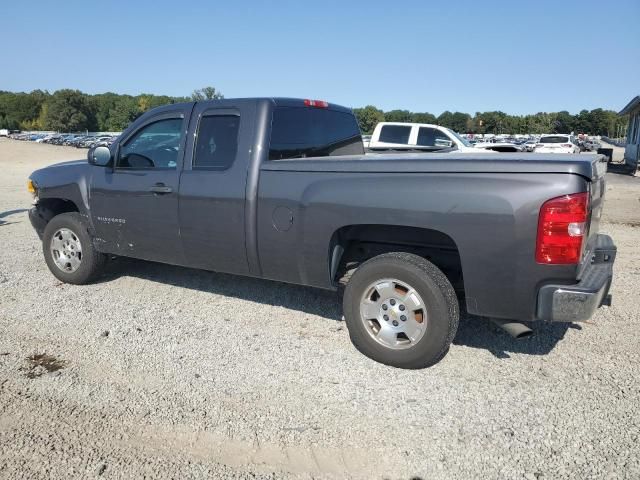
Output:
256 169 588 320
29 98 609 323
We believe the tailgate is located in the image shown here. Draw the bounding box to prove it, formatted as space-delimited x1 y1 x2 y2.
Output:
577 154 609 279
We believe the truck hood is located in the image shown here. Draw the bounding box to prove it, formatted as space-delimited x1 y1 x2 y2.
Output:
29 159 92 189
262 152 607 181
44 159 88 168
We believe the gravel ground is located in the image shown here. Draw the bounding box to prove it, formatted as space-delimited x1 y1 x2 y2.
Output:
0 138 639 479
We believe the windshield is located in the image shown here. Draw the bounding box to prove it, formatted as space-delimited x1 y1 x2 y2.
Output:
445 128 472 147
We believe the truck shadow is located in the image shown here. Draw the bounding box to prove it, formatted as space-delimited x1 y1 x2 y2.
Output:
101 257 572 359
454 313 572 359
0 209 28 226
101 257 343 322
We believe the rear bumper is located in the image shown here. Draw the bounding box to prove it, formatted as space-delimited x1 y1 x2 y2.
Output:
537 234 616 322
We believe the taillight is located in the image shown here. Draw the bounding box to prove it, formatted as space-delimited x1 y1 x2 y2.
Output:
536 192 589 264
304 99 329 108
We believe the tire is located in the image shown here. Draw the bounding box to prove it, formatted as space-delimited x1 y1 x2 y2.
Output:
42 212 106 284
343 252 459 369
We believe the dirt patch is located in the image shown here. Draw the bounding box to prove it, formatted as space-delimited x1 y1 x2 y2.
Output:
22 353 67 379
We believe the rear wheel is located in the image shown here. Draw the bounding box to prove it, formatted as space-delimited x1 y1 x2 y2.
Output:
343 252 459 369
42 213 106 284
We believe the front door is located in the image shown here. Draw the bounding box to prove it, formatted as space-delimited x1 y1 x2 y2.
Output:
90 108 191 264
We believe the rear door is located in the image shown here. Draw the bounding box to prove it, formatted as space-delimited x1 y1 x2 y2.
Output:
89 106 192 264
178 100 256 275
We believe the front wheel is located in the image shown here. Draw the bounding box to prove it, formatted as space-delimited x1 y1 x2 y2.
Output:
343 252 459 369
42 212 106 284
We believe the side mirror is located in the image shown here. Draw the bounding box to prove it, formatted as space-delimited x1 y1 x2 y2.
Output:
88 146 112 166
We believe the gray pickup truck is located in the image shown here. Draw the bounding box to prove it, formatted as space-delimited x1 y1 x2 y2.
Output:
27 98 616 368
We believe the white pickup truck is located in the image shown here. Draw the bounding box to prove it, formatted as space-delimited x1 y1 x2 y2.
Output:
368 122 477 152
367 122 522 153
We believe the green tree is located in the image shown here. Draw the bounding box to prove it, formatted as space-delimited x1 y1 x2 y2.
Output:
106 97 139 131
191 86 224 101
553 111 573 134
93 92 120 131
353 105 385 134
437 111 470 132
384 109 413 123
43 89 91 132
411 112 437 124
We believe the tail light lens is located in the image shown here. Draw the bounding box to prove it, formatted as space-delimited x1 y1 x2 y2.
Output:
536 192 589 264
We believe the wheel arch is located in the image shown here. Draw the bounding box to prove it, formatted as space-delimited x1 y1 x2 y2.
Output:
33 197 82 228
328 224 464 295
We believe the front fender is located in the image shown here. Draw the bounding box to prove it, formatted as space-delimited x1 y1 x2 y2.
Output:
30 160 92 217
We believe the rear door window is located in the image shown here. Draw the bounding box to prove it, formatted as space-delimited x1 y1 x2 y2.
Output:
269 107 364 160
193 115 240 170
378 125 411 144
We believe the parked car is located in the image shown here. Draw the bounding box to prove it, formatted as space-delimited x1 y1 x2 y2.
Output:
50 134 73 145
44 135 63 144
473 141 523 153
583 139 601 152
86 136 113 148
77 137 96 148
368 122 490 153
523 140 537 152
97 136 118 148
63 135 84 146
27 98 616 369
534 135 580 154
35 134 56 143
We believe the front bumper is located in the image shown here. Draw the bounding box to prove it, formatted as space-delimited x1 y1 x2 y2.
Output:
537 234 616 322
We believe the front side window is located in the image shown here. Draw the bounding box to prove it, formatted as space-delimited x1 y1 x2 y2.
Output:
193 115 240 169
378 125 411 144
269 107 363 160
118 117 183 169
417 127 453 148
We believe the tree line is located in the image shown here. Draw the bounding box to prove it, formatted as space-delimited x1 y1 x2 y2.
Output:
353 105 628 137
0 87 223 132
0 88 627 136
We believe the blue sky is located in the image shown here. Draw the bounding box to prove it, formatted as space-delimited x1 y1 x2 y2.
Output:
2 0 638 115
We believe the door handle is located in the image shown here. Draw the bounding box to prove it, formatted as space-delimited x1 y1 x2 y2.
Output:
150 184 173 194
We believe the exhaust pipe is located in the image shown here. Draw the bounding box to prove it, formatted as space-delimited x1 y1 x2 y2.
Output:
490 318 533 339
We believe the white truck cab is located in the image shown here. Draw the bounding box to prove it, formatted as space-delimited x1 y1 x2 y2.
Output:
368 122 483 152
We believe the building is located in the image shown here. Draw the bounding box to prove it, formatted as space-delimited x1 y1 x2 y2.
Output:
619 95 640 172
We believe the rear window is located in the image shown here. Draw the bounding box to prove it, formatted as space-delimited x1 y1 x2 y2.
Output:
378 125 411 144
269 107 363 160
540 136 569 143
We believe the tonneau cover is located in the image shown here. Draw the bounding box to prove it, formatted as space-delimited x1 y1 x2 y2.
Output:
262 152 607 181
